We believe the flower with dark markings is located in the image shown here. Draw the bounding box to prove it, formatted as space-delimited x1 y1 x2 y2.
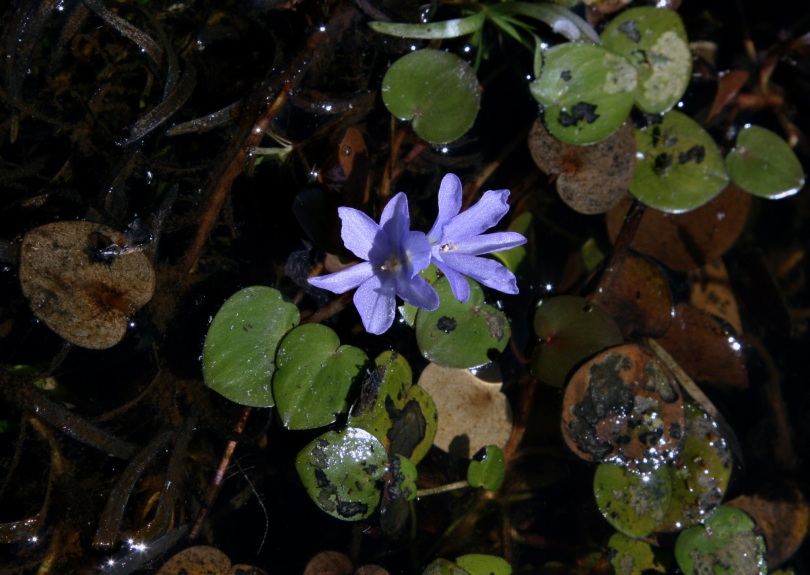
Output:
428 173 527 303
308 192 438 334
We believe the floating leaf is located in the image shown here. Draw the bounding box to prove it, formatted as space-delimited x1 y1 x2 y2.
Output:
591 252 673 338
594 461 672 538
417 362 512 458
688 259 743 335
561 344 684 468
456 554 512 575
386 454 418 502
659 402 732 531
303 551 354 575
675 506 767 575
607 532 668 574
295 427 387 521
381 49 480 145
601 6 692 113
606 185 751 272
531 295 624 388
657 302 748 391
415 277 511 369
369 13 485 40
202 286 299 407
350 352 437 464
19 221 155 349
422 559 470 575
726 125 805 199
467 445 506 491
272 324 367 430
528 118 635 214
630 111 729 213
728 483 810 567
530 42 637 145
156 545 231 575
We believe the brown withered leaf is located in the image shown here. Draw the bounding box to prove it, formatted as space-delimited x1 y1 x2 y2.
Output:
592 252 673 338
19 221 155 349
606 184 751 272
657 302 748 390
688 258 743 334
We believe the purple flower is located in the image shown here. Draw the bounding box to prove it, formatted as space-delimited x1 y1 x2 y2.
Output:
308 192 439 334
428 173 527 302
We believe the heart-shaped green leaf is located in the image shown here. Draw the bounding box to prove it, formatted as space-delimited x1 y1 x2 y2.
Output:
467 445 506 491
349 351 437 464
415 277 511 369
630 111 729 213
273 323 367 430
601 6 692 114
530 295 624 387
675 506 767 575
726 124 805 199
382 49 480 145
593 461 672 538
456 554 512 575
202 286 299 407
295 427 387 521
530 42 637 144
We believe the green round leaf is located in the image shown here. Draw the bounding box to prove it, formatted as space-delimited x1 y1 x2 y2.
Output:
273 323 367 430
382 49 480 145
349 351 437 464
594 461 672 538
202 286 299 407
726 125 806 199
415 277 511 369
387 454 418 502
675 506 767 575
530 295 624 387
530 42 637 145
659 402 733 531
467 445 506 491
601 7 692 113
456 554 512 575
295 427 387 521
630 111 730 213
607 532 668 575
422 558 471 575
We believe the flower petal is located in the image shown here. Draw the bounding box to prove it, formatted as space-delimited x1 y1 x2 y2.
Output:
396 274 439 311
433 258 471 302
442 189 510 242
428 173 463 243
379 192 410 252
339 207 387 262
441 253 519 294
308 262 375 294
353 273 397 334
401 230 432 277
454 231 527 255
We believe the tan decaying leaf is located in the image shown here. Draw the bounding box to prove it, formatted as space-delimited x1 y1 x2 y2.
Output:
19 221 155 349
529 118 634 215
417 363 513 459
303 550 354 575
156 545 231 575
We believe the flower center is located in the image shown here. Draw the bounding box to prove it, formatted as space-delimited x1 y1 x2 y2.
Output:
381 255 402 273
440 243 457 252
